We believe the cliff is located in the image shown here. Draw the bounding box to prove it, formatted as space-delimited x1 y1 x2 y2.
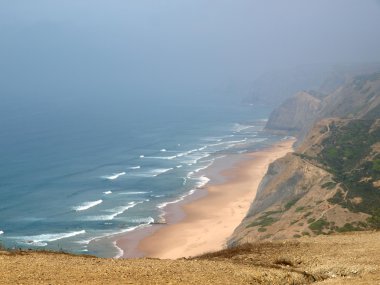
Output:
246 63 380 107
266 72 380 137
231 72 380 246
265 91 322 138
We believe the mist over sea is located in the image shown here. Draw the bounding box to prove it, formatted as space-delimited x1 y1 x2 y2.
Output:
0 98 282 257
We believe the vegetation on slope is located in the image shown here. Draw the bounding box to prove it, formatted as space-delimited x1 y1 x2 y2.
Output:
316 119 380 228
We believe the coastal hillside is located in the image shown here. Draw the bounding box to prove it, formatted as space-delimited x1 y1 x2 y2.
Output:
246 63 380 107
230 72 380 245
2 231 380 284
266 72 380 138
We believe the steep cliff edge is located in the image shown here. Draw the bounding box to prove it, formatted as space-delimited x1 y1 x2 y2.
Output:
230 73 380 246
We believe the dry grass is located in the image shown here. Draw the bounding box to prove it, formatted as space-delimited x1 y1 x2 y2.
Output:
1 231 380 284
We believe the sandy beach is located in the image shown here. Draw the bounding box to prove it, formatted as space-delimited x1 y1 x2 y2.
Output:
117 139 295 259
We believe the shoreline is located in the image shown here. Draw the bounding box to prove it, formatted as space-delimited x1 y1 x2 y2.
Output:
116 138 295 259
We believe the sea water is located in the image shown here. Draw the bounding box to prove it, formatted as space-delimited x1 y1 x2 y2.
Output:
0 99 279 257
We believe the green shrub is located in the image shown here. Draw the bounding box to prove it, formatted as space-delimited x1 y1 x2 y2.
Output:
247 216 278 228
285 198 299 210
309 219 329 233
307 218 315 224
295 206 305 212
336 222 367 233
373 159 380 172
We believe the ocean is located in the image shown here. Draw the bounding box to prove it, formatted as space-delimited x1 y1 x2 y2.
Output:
0 99 279 257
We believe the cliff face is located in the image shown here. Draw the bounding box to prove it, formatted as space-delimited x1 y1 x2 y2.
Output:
266 72 380 137
230 72 380 246
320 73 380 119
265 91 321 138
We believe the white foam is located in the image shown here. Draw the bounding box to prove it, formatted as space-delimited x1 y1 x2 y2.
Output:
176 148 199 158
73 200 103 211
145 155 177 160
135 168 174 177
23 241 48 247
119 191 149 195
196 176 210 188
157 198 184 209
207 138 249 151
281 136 295 141
215 155 227 160
113 241 124 259
139 155 145 158
111 223 154 259
0 231 3 235
103 191 112 195
156 176 210 211
157 175 210 210
182 153 210 165
194 161 213 173
251 138 268 143
176 165 183 168
157 184 201 210
207 141 227 147
75 238 93 245
130 217 155 224
156 177 209 213
129 166 141 170
20 230 86 244
232 123 254 132
103 172 126 180
85 201 142 221
160 149 167 152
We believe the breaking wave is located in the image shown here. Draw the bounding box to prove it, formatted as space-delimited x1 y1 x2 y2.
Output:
17 230 86 246
102 172 126 180
73 200 103 211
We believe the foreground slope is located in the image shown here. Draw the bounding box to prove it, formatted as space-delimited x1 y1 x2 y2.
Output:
1 231 380 284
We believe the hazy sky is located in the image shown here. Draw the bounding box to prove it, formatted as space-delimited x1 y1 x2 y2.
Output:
1 0 380 106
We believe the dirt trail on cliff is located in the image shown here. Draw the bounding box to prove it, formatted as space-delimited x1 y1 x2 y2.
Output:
1 231 380 284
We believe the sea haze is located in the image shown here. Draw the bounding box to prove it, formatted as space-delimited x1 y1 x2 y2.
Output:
0 99 280 257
